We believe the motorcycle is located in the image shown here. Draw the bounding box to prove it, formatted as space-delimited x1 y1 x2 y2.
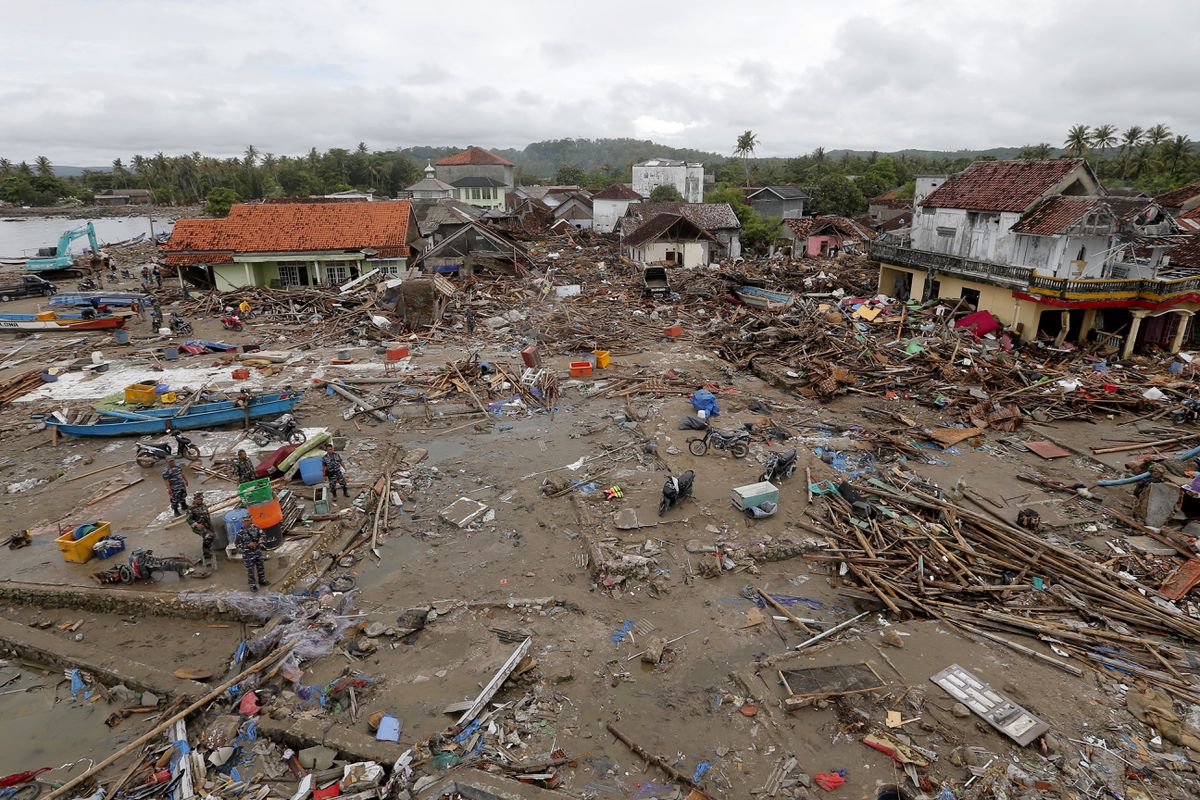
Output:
77 277 98 291
759 448 798 482
169 312 193 335
94 549 193 585
1173 398 1200 425
688 428 750 458
251 413 306 446
222 314 244 331
658 469 694 516
135 430 201 467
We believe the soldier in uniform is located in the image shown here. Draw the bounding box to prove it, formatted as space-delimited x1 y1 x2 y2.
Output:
233 449 256 484
322 444 349 498
236 522 270 591
161 457 189 516
187 492 216 570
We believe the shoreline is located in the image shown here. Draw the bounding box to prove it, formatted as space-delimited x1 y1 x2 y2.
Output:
0 203 201 221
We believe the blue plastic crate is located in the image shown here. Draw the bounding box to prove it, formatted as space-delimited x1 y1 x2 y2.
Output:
92 534 126 560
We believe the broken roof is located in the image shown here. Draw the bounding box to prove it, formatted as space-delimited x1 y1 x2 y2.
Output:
920 159 1087 213
625 201 741 231
1010 196 1114 236
435 146 515 167
162 201 416 265
624 213 717 249
593 183 643 201
783 215 878 241
1155 182 1200 210
415 221 530 267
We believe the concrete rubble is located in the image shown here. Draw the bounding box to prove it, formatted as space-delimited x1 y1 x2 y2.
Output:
3 226 1200 800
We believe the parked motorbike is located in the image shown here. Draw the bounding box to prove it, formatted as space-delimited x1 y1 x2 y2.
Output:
94 549 192 584
135 430 201 467
169 312 193 335
1173 398 1200 425
759 448 798 482
77 277 98 291
658 469 694 516
251 413 306 446
688 428 750 458
221 314 244 331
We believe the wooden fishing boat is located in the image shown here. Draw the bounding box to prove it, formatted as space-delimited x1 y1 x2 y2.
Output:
0 310 130 332
49 291 156 310
47 391 302 437
734 285 794 311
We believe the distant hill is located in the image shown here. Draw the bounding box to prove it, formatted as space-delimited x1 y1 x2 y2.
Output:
51 165 110 177
824 147 1042 162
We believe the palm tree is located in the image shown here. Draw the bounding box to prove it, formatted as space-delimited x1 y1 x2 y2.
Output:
812 146 826 164
1063 125 1090 157
1165 135 1192 176
1091 124 1118 157
733 130 758 187
1131 146 1157 179
1120 126 1144 178
0 158 12 178
1146 124 1172 149
16 161 34 178
34 156 54 177
111 158 129 189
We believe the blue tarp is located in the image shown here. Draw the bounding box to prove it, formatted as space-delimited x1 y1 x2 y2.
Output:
691 389 720 417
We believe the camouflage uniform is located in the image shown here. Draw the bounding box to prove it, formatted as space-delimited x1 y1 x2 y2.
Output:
162 464 188 515
236 523 268 591
233 455 257 484
322 451 349 497
187 499 215 568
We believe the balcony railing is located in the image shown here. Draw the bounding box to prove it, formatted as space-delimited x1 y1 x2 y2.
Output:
870 242 1200 305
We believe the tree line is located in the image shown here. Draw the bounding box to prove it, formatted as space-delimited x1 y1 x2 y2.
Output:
1054 123 1196 193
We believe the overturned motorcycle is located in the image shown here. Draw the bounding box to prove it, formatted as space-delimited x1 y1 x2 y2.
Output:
658 469 694 516
94 548 194 585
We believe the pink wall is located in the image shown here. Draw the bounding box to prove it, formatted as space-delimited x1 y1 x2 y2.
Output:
806 235 840 258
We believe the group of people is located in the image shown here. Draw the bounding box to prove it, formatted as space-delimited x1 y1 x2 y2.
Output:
162 442 351 591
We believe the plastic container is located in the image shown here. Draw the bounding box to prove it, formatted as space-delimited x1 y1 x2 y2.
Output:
163 346 179 360
93 534 127 560
237 477 273 506
592 350 611 369
223 509 250 540
56 521 112 564
124 384 157 405
41 371 58 383
298 457 325 486
91 351 104 364
386 346 409 361
160 392 178 404
247 498 283 529
113 329 130 345
665 323 683 338
231 368 250 380
569 361 593 377
261 521 283 550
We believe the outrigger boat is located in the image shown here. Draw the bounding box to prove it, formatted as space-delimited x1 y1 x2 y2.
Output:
0 310 130 332
733 285 795 311
47 391 302 437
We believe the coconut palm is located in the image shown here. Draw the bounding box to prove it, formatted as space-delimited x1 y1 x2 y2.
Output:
111 158 129 188
1146 124 1172 149
0 158 12 178
34 156 54 177
1120 126 1144 178
733 130 758 186
16 162 33 178
1164 135 1192 176
1090 124 1118 157
1063 125 1090 157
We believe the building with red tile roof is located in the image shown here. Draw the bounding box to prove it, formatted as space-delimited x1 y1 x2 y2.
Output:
920 159 1096 214
162 200 420 291
1155 182 1200 213
433 147 516 207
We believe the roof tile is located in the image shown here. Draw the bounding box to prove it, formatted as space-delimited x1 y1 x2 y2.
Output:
434 146 515 167
921 159 1085 213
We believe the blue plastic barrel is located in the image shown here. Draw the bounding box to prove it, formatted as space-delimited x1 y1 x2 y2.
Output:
224 509 250 540
113 329 130 345
298 457 324 486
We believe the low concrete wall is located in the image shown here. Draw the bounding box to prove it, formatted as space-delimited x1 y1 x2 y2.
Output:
0 581 259 622
0 616 206 697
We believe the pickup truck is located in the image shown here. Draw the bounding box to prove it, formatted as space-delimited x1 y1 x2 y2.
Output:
642 266 670 298
0 275 58 302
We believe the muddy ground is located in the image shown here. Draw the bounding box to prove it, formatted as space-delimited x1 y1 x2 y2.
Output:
0 265 1196 798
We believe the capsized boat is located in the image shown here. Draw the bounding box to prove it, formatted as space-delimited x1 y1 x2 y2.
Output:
47 391 302 437
733 285 794 311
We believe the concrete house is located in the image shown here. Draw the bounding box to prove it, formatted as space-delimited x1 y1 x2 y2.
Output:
776 216 877 258
552 193 594 230
434 147 516 210
623 213 718 267
592 184 643 233
874 158 1200 356
95 188 153 206
162 200 421 290
632 158 704 203
1156 182 1200 215
746 186 807 219
621 201 741 260
867 189 909 224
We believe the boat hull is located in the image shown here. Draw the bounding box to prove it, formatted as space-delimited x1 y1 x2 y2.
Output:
734 286 794 311
0 315 127 332
49 393 302 437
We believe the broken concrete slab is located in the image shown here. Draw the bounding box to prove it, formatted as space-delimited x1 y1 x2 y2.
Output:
1137 482 1181 529
417 771 565 799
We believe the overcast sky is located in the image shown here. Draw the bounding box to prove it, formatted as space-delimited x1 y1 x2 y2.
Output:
4 0 1198 165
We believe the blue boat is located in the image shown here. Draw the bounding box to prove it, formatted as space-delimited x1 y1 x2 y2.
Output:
50 291 157 310
48 391 302 437
734 285 794 311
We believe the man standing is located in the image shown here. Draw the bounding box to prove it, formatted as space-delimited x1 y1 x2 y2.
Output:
150 304 163 332
162 458 189 516
233 449 256 485
236 522 270 591
322 444 349 498
187 492 216 570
